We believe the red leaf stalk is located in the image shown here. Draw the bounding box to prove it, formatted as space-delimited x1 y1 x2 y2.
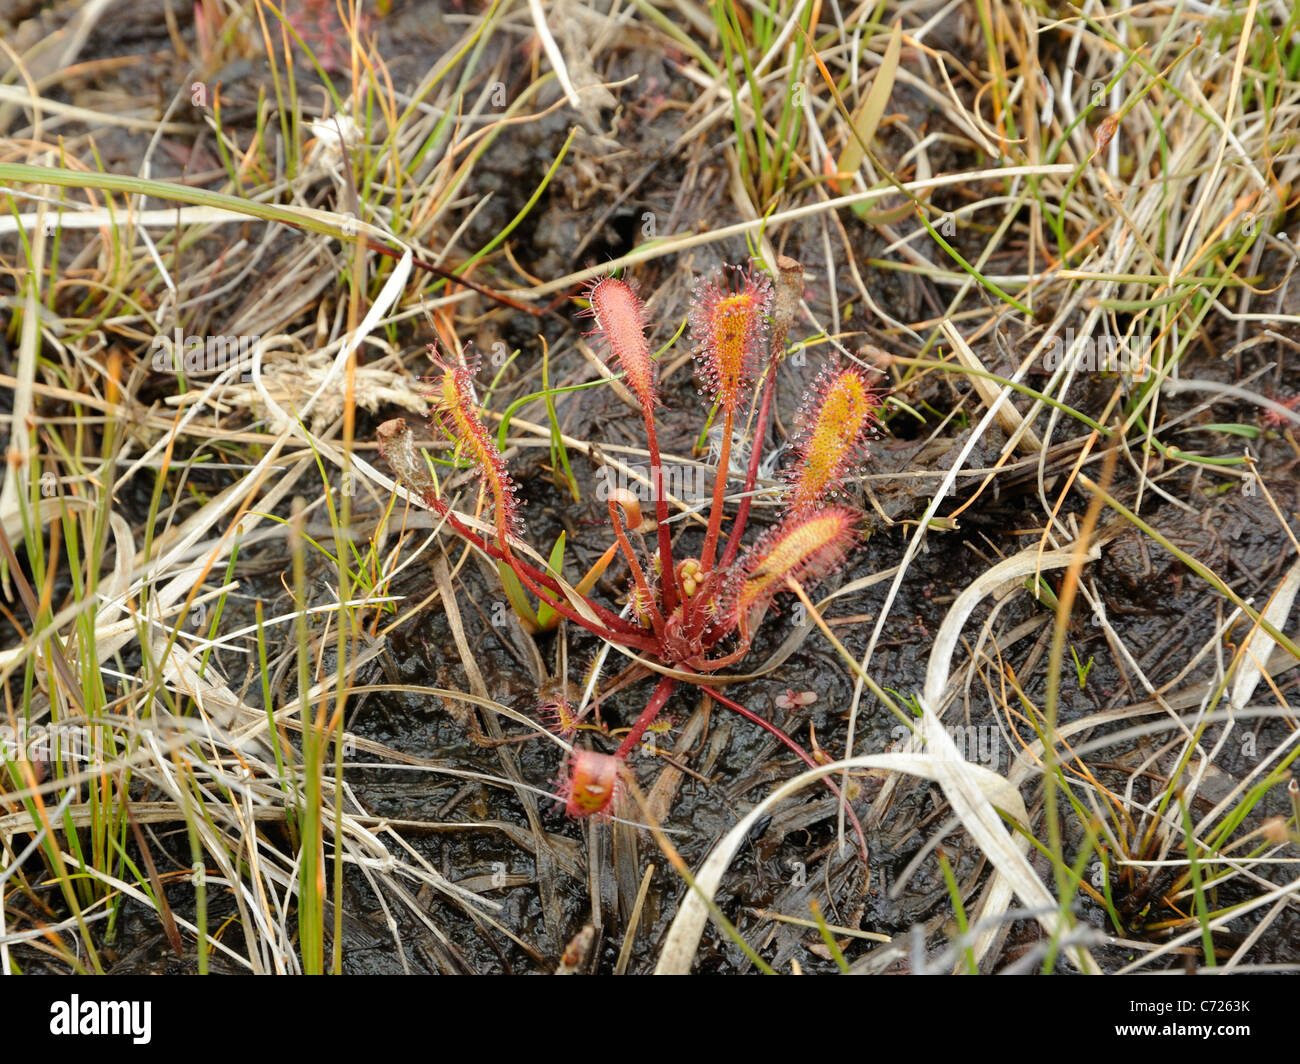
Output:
613 674 677 761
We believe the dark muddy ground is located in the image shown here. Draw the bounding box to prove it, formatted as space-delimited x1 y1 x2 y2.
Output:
3 0 1298 974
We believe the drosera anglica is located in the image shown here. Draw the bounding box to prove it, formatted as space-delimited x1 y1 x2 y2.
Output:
377 259 887 856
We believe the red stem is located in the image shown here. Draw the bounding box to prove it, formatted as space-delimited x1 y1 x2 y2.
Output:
705 686 870 865
608 497 666 641
718 355 781 570
511 557 652 651
565 662 649 732
642 411 681 613
614 675 677 760
427 493 658 651
362 237 570 320
699 405 734 573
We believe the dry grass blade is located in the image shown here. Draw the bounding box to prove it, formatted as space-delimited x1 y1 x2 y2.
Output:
4 0 1297 978
655 751 1026 974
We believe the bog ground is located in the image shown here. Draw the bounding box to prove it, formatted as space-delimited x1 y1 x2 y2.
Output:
0 0 1298 974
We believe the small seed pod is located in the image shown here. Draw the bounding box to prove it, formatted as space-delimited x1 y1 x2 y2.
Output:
676 558 705 598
